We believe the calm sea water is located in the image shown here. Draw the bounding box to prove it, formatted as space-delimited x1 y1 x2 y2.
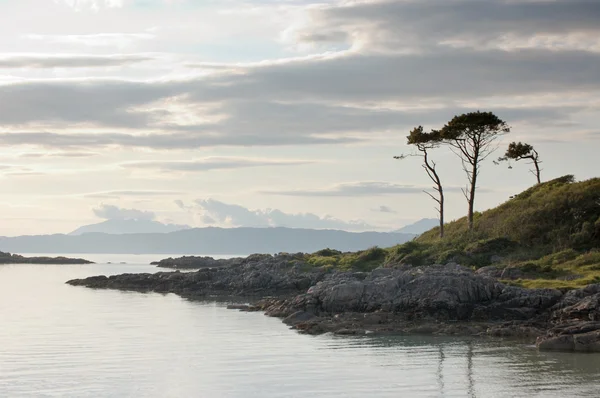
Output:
1 254 600 397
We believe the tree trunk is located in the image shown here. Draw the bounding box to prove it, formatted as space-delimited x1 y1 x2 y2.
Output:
532 151 541 184
467 162 477 231
439 189 444 238
422 149 445 238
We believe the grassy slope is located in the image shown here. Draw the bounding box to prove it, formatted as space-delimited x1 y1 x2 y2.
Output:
303 175 600 289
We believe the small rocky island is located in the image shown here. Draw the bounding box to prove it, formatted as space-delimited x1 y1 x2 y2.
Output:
0 251 93 265
67 176 600 353
151 256 244 269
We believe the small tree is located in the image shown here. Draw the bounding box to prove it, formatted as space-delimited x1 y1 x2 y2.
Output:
395 126 445 238
498 142 542 184
438 111 510 230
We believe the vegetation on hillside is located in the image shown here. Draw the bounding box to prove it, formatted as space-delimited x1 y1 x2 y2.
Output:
303 176 600 289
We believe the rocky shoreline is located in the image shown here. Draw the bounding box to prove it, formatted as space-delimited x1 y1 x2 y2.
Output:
66 253 600 352
1 251 93 265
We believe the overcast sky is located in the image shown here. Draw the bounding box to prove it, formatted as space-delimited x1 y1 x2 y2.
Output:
1 0 599 236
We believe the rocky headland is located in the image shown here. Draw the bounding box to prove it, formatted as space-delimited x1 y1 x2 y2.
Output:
67 176 600 352
67 252 600 353
0 251 93 265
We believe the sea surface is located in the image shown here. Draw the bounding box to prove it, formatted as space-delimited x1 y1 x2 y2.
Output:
1 254 600 398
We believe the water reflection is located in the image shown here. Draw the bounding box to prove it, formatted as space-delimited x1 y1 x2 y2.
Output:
0 263 599 398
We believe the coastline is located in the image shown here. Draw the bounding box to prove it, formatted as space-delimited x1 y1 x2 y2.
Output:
66 253 600 353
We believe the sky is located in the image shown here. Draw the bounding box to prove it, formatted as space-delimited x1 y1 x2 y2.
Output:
0 0 599 236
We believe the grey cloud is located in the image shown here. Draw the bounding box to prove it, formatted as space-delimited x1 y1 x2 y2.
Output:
93 204 155 220
0 131 358 149
200 215 216 224
226 49 600 102
120 157 314 172
2 49 598 130
373 205 396 214
299 0 600 49
0 54 153 69
0 79 177 128
262 181 484 197
0 37 598 151
0 101 584 150
19 151 98 158
192 198 372 230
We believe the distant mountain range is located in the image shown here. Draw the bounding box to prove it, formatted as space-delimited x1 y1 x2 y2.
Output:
0 227 416 255
68 218 437 236
69 219 190 235
394 218 439 235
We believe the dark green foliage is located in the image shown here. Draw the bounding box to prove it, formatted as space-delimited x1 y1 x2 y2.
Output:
406 126 442 146
464 237 518 255
313 248 342 257
385 241 432 266
438 111 510 141
499 141 542 183
306 246 388 272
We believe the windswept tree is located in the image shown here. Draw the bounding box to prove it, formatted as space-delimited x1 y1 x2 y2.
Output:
438 111 510 231
498 142 542 184
395 126 445 238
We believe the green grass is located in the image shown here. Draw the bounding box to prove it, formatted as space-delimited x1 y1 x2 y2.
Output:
305 246 388 272
304 176 600 289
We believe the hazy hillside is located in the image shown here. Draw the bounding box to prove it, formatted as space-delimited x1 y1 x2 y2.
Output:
394 219 439 235
0 227 415 255
69 219 190 235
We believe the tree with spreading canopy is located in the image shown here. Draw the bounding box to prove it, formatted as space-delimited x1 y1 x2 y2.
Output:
498 141 542 184
395 126 445 238
437 111 510 231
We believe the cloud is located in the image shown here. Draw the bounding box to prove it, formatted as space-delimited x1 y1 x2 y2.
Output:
262 181 490 197
0 54 153 69
0 165 42 176
373 205 396 214
0 0 597 154
84 190 182 199
187 198 372 230
24 33 155 47
19 151 98 158
92 204 156 220
295 0 600 52
0 131 357 149
263 181 441 197
120 157 314 172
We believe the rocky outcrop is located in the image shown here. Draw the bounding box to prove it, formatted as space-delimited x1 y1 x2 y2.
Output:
151 255 244 269
66 253 600 352
0 251 93 264
534 291 600 352
70 253 325 298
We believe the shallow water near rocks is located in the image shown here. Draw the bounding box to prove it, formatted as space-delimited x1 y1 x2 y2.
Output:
1 254 600 397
